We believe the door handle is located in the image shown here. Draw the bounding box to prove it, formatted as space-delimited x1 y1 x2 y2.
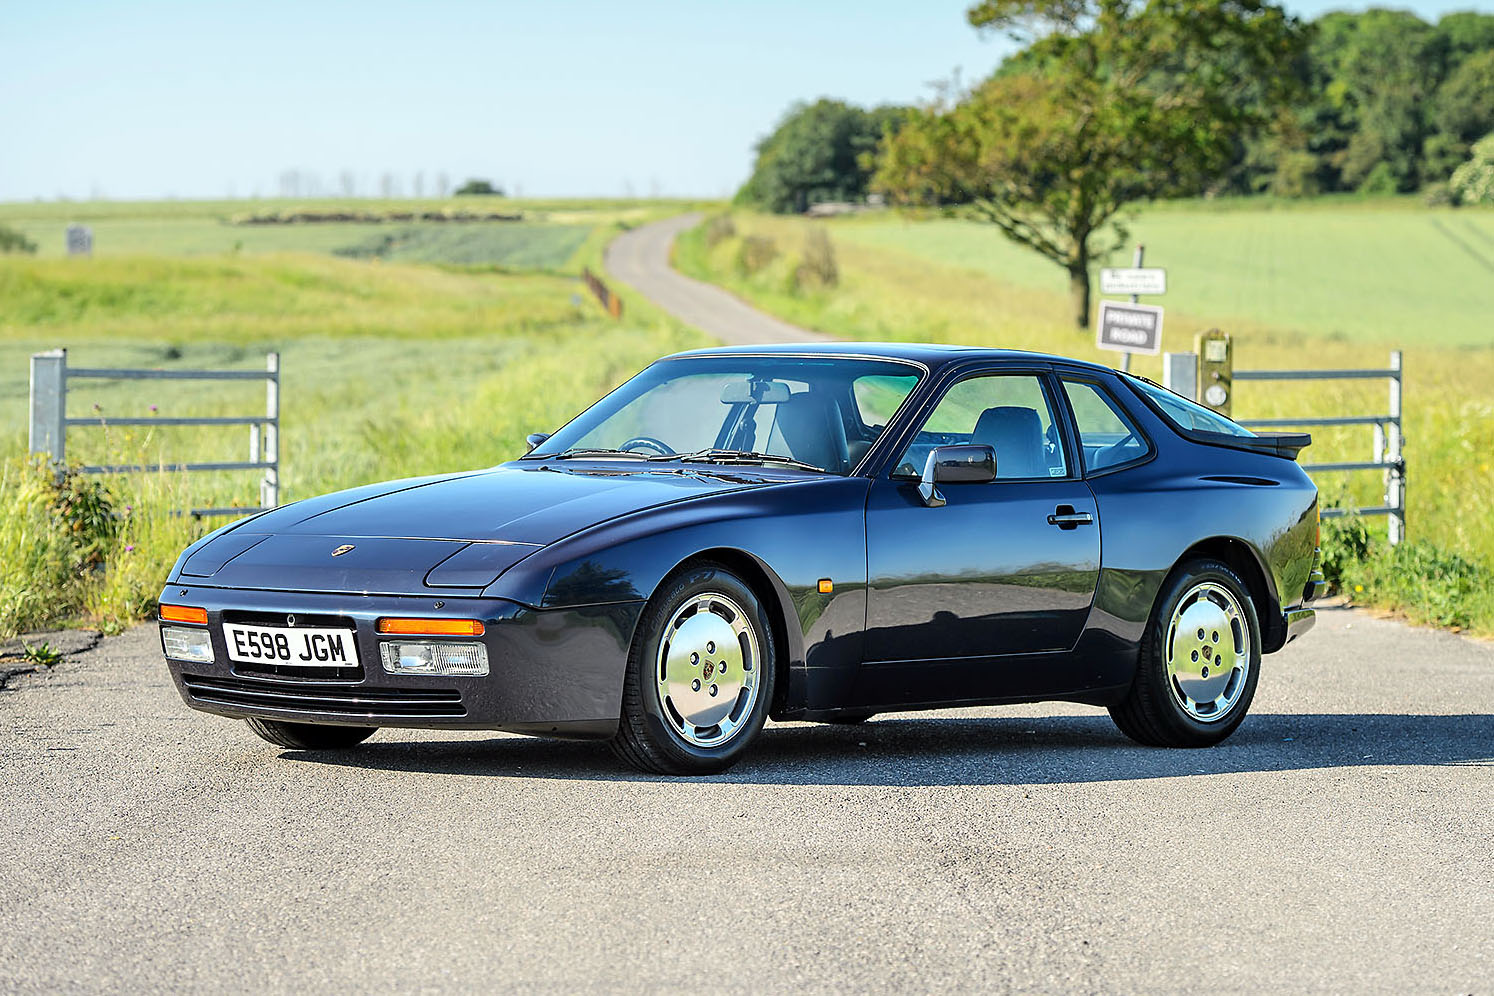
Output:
1047 505 1093 529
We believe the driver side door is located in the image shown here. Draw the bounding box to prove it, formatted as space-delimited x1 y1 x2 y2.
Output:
859 369 1101 705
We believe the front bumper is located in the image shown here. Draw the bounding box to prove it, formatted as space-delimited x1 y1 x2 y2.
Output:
158 585 644 738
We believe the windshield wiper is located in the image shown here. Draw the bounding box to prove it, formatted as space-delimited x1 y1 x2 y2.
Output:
534 447 650 461
649 448 828 473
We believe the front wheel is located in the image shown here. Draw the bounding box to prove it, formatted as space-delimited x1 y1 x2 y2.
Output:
1109 558 1261 748
245 718 377 750
610 563 776 775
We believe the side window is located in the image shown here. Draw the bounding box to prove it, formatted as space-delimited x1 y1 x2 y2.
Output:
1062 380 1149 473
894 374 1067 480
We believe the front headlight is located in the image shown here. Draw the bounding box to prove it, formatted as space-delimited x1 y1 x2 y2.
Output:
379 641 488 676
161 625 214 664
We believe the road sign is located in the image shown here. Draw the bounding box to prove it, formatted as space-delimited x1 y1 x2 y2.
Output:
1096 301 1164 356
1100 267 1166 296
66 224 93 256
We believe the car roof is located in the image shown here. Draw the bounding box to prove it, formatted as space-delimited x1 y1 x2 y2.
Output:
664 341 1118 375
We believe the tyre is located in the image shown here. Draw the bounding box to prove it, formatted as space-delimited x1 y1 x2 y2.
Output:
610 563 777 775
1109 557 1262 748
245 718 377 750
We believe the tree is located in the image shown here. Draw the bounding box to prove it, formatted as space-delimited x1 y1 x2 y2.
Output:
1434 50 1494 145
874 0 1306 328
1312 10 1445 191
454 178 504 196
736 99 905 214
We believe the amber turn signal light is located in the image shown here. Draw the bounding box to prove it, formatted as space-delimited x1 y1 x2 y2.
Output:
160 604 208 625
376 618 485 637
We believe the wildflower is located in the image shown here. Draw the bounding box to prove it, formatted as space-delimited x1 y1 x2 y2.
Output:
149 405 158 413
124 544 135 553
1354 584 1363 593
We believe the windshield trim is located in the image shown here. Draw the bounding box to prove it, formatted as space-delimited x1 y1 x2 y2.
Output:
524 352 930 477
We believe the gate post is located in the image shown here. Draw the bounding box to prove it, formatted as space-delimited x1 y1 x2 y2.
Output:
1163 352 1198 400
29 349 67 463
1386 350 1404 545
261 352 280 508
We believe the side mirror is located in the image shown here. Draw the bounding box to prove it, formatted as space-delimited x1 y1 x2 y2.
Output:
525 432 551 452
918 444 996 507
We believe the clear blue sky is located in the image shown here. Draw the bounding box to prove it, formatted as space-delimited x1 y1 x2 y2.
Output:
1 0 1485 201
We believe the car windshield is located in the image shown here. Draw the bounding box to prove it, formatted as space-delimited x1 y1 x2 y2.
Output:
1129 377 1256 438
527 355 923 475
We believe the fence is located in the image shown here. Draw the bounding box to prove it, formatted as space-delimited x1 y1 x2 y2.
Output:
1168 350 1404 543
29 348 280 517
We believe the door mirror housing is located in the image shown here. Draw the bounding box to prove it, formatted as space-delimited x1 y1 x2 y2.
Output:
525 432 551 452
918 444 996 507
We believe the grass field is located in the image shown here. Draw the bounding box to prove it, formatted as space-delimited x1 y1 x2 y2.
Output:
674 202 1494 632
0 201 706 636
834 198 1494 348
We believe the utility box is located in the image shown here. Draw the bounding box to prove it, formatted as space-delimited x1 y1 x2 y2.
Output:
1196 328 1233 417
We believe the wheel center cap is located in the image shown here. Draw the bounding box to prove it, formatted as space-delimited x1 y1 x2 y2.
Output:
664 612 743 729
1171 599 1235 702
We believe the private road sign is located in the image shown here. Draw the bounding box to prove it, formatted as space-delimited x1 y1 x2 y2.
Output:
1096 300 1164 356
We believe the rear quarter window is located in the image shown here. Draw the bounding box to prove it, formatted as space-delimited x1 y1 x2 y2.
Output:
1061 379 1150 473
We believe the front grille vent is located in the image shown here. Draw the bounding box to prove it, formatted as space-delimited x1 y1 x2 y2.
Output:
181 674 466 718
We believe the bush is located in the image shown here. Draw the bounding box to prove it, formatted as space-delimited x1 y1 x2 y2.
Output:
735 235 778 276
794 226 839 289
704 214 737 248
1320 511 1372 592
1450 132 1494 205
1422 181 1458 206
1357 162 1401 196
0 224 37 255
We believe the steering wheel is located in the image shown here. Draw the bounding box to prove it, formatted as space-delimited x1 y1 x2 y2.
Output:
619 436 675 456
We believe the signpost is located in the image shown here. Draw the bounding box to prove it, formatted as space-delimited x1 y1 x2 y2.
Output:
1095 246 1165 371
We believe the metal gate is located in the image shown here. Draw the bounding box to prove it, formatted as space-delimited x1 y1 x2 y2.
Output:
28 349 280 517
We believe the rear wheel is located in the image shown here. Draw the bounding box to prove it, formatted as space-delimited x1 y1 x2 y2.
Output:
610 563 776 775
1110 558 1261 748
245 718 376 750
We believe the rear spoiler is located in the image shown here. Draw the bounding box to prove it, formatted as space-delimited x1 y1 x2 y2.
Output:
1188 430 1312 460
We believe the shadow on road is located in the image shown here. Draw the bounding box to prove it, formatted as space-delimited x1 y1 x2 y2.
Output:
286 711 1493 786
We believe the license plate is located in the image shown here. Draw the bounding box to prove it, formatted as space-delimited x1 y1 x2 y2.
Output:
223 624 360 668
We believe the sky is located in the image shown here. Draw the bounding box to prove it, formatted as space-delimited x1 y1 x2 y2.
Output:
2 0 1487 202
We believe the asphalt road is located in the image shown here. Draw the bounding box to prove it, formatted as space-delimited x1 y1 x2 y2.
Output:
2 605 1490 992
605 213 830 345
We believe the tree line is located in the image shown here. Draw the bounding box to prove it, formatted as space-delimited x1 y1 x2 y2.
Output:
735 2 1494 327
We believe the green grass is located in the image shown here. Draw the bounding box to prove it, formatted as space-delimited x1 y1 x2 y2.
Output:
675 207 1494 634
0 206 708 637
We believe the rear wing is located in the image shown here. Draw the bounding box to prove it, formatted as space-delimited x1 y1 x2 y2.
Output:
1186 429 1312 460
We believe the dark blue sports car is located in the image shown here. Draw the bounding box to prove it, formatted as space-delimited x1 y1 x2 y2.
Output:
159 343 1324 774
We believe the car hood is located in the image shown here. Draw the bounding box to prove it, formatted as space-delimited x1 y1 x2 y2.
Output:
178 463 778 595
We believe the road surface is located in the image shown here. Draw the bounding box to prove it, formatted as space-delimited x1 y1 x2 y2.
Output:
2 606 1490 992
605 213 829 345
